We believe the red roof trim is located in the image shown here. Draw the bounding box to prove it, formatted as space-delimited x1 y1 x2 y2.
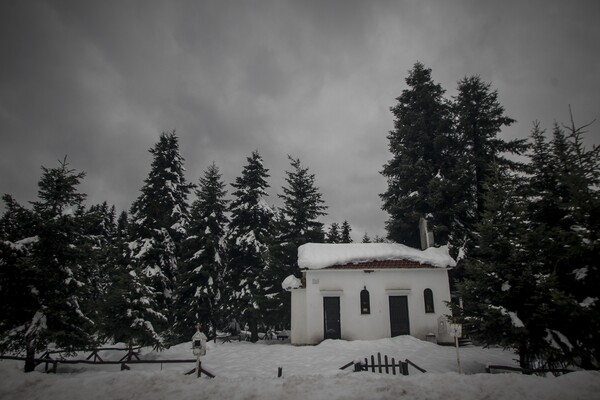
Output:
323 259 438 269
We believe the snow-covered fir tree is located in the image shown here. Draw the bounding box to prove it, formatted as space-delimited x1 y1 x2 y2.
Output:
128 131 193 338
275 156 326 274
270 156 327 327
373 235 387 243
450 75 526 255
80 201 117 325
325 222 341 243
0 195 38 371
340 220 352 243
174 163 228 340
457 115 599 370
224 151 275 342
524 116 600 368
360 232 385 243
381 65 526 256
0 158 95 371
453 164 548 369
380 62 453 248
100 211 166 350
0 194 36 240
30 158 97 353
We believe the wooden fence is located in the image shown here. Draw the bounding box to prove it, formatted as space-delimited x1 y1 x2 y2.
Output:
0 346 215 377
486 364 573 376
341 352 426 376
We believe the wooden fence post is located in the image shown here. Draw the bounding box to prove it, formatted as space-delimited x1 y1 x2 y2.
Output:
401 361 408 376
339 361 355 370
384 355 389 374
349 353 424 376
405 359 426 373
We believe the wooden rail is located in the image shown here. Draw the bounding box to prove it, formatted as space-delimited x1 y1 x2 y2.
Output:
486 364 574 375
0 355 206 375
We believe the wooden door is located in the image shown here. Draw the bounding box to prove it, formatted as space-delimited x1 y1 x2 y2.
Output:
323 297 341 340
389 296 410 337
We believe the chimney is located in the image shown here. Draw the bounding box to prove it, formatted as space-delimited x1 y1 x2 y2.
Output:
419 217 434 250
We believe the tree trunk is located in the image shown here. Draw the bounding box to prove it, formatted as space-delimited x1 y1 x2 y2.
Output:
249 318 258 343
518 343 532 373
127 341 133 362
24 342 35 373
209 318 218 341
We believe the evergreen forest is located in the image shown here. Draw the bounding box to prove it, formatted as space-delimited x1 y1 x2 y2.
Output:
1 62 598 372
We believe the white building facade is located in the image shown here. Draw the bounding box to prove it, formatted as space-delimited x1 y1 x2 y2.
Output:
288 243 455 345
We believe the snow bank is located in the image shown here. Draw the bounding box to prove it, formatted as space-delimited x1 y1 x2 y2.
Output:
1 336 598 400
298 243 456 270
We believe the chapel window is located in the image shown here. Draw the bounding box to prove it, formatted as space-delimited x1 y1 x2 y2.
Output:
424 288 435 313
360 287 370 314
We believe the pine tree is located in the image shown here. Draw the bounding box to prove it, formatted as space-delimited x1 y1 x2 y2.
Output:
457 115 600 369
224 151 274 342
444 76 528 290
0 158 96 371
453 164 553 369
278 157 327 246
80 202 117 325
525 115 600 368
275 156 326 273
0 195 38 370
98 211 129 341
373 235 387 243
340 220 353 243
0 194 36 241
174 163 229 340
325 222 341 243
381 62 453 247
31 158 96 349
100 211 167 349
361 233 372 243
451 75 526 253
270 156 327 328
527 121 560 226
129 131 193 338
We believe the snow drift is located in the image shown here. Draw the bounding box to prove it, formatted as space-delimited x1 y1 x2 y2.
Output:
1 336 597 400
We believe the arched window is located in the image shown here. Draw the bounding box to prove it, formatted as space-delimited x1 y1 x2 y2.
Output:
360 287 370 314
424 288 434 313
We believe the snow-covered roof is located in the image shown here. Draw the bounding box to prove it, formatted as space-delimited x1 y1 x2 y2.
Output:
281 274 302 290
298 243 456 270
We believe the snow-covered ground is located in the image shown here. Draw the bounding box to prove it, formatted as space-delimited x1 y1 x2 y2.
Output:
1 336 598 400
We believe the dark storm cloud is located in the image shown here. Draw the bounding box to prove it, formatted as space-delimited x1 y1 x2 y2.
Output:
1 0 599 240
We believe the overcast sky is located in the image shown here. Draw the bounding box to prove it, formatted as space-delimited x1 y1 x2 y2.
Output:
1 1 599 240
